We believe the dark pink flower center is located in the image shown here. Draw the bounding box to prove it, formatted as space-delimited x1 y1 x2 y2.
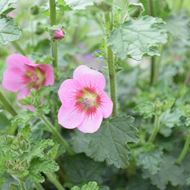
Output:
75 87 101 115
23 66 45 89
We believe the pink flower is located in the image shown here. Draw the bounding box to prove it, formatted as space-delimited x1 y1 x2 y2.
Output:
53 29 65 40
2 54 54 100
58 65 113 133
7 11 16 18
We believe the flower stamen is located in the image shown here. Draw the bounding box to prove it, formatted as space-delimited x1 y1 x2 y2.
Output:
75 87 101 115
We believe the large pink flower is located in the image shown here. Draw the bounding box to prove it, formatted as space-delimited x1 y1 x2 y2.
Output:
2 54 54 99
58 65 113 133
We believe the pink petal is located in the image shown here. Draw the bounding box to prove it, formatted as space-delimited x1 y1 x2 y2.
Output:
58 105 85 129
77 110 103 133
53 29 64 40
58 79 81 106
99 91 113 118
19 103 36 112
17 87 30 100
2 68 24 92
17 88 35 111
25 105 35 112
38 64 54 86
73 65 106 90
7 54 33 70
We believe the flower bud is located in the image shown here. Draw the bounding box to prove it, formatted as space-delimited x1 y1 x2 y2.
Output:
31 5 39 15
53 29 65 40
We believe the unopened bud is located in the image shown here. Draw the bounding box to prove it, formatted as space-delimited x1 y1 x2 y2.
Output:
53 29 65 40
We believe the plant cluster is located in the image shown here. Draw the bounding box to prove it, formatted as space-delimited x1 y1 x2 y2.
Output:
0 0 190 190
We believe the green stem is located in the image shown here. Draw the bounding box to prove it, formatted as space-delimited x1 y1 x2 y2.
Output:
176 130 190 164
179 0 185 8
46 173 65 190
12 41 26 55
49 0 58 68
148 0 154 16
19 180 26 190
150 57 157 85
0 91 17 116
104 12 117 117
40 115 74 155
148 114 160 143
148 0 157 85
35 183 45 190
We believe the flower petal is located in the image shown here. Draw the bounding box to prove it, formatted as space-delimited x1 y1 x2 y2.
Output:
58 79 81 106
7 54 33 69
58 105 85 129
17 87 30 100
99 91 113 118
17 88 35 112
38 64 54 86
73 65 106 90
77 110 103 133
2 68 24 92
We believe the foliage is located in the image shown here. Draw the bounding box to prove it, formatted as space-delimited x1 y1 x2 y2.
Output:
143 156 185 190
64 0 96 10
71 116 138 168
0 18 21 45
71 182 99 190
0 0 190 190
109 16 167 60
63 154 105 185
0 127 59 187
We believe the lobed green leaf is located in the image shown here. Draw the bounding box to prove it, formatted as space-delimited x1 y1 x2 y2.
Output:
109 16 167 60
72 116 138 168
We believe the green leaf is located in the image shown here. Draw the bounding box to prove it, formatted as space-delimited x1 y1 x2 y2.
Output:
0 112 10 132
160 109 182 128
0 17 21 45
143 156 185 190
71 182 99 190
109 16 167 60
140 0 170 18
166 12 190 50
128 3 144 18
63 154 105 185
72 116 138 168
29 158 59 183
0 0 15 15
0 129 59 185
135 102 155 118
127 175 157 190
179 105 190 126
26 139 55 161
64 0 96 10
136 149 163 175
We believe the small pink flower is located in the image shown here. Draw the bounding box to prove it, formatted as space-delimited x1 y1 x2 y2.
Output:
7 11 16 18
2 54 54 100
53 29 65 40
58 65 113 133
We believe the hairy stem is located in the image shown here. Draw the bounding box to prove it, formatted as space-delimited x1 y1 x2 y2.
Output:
40 115 74 155
104 12 117 117
49 0 58 68
35 183 45 190
148 0 154 16
0 91 17 116
148 0 157 85
148 114 160 143
46 173 65 190
12 41 26 55
19 181 26 190
176 130 190 164
179 0 185 8
150 56 157 85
